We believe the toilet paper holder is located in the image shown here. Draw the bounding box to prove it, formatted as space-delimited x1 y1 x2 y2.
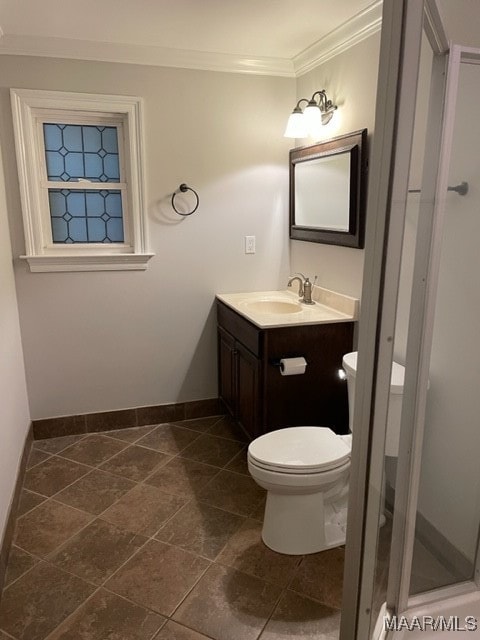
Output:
270 357 308 367
270 357 309 375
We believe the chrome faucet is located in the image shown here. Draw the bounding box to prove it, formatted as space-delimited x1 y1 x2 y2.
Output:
287 273 317 305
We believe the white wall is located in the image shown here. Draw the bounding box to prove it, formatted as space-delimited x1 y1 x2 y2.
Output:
0 140 31 540
0 37 381 422
0 56 294 419
416 62 480 562
290 35 380 298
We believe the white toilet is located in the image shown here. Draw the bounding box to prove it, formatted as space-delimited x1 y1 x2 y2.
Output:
247 351 405 555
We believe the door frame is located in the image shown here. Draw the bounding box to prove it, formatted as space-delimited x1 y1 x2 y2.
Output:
342 1 480 637
340 1 425 635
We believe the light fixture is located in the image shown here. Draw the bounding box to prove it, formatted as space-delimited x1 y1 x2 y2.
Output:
284 90 337 138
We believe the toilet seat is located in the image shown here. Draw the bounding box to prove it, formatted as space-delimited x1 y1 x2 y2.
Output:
248 426 351 474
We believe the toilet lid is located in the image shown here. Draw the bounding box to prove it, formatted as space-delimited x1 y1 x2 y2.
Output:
248 427 351 472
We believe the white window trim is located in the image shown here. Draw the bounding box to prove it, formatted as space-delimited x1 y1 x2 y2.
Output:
10 88 154 272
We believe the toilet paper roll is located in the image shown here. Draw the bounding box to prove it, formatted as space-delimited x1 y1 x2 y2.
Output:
279 357 307 376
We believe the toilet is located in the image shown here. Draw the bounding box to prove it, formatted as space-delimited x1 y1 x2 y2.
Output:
247 351 405 555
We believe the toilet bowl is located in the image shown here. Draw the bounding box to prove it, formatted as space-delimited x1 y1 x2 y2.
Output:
248 426 351 555
248 351 405 555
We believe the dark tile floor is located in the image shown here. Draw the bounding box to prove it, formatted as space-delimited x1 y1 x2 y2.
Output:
0 416 344 640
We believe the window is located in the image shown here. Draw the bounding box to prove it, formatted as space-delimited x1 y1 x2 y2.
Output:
10 89 153 272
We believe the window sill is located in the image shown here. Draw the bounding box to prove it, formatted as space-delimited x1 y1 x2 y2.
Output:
21 253 155 272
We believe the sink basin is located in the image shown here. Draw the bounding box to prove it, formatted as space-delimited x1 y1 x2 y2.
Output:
245 299 302 314
217 289 359 328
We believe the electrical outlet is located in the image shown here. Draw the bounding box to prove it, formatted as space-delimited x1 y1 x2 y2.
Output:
245 235 256 254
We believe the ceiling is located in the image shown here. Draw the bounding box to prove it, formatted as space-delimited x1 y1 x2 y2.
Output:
0 0 375 58
436 0 480 48
0 0 381 76
0 1 478 76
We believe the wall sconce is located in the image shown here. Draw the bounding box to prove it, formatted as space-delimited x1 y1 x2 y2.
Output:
284 90 337 138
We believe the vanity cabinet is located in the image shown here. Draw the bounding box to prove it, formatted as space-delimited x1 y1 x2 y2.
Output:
217 300 354 440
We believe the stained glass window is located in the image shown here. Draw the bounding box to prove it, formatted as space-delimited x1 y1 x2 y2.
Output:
48 190 124 243
43 123 124 244
43 124 120 182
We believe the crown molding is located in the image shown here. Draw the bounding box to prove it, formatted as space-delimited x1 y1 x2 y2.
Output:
293 0 383 77
0 2 382 78
0 33 295 77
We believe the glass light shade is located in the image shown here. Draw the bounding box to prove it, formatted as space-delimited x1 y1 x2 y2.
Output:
284 111 307 138
321 108 336 125
304 104 323 136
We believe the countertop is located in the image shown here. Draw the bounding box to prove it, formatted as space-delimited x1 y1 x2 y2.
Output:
216 287 359 329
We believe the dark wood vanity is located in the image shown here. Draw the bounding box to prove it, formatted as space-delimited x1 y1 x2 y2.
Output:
217 300 354 440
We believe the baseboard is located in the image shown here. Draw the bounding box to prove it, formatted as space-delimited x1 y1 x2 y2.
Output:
385 482 472 582
414 510 472 581
0 422 33 595
32 397 225 439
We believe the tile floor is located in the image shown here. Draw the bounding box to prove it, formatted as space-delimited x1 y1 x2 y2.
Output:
0 415 344 640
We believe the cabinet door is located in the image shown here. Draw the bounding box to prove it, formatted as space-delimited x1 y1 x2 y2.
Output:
218 327 236 416
236 342 261 439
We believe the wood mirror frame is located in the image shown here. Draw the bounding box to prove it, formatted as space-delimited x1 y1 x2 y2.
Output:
289 128 368 248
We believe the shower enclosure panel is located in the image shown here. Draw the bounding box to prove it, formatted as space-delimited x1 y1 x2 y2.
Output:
339 1 480 638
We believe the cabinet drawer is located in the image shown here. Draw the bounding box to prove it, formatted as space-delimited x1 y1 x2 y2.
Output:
217 301 261 357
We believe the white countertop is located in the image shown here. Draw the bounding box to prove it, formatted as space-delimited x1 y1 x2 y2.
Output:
216 287 359 329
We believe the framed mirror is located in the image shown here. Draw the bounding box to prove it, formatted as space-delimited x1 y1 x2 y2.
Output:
289 129 368 248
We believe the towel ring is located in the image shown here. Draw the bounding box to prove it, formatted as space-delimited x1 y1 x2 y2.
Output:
171 183 199 216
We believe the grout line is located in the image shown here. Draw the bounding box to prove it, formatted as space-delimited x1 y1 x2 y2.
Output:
40 587 107 640
56 445 174 485
17 421 250 533
256 582 287 640
5 543 44 564
25 453 53 472
3 417 277 639
141 455 223 489
98 425 159 445
44 452 94 470
50 468 135 514
2 553 104 640
175 415 225 428
31 414 227 448
14 493 48 519
41 509 98 561
93 534 160 589
19 461 94 510
41 563 170 640
0 550 41 592
284 556 304 591
32 432 89 454
126 439 202 458
20 488 48 499
150 499 248 561
166 556 213 621
58 431 132 456
162 619 219 640
12 455 97 561
9 506 93 567
96 491 192 538
37 534 158 638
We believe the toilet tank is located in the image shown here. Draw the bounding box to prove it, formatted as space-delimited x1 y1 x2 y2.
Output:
342 352 405 456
